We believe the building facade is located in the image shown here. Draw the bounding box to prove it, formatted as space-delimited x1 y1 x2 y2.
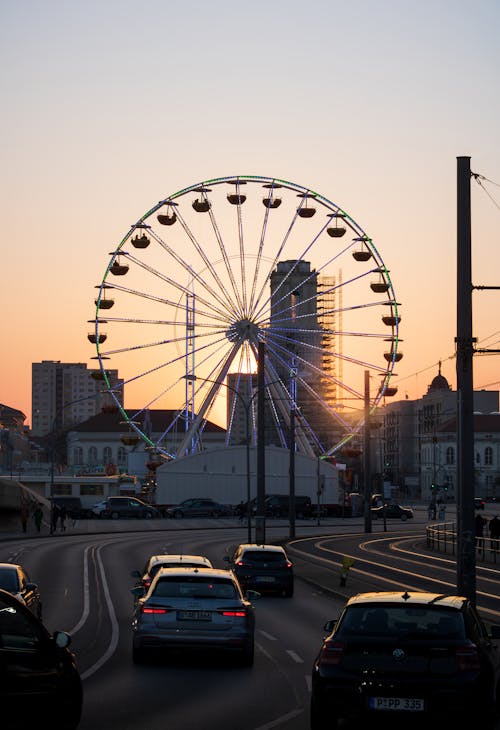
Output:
31 361 123 437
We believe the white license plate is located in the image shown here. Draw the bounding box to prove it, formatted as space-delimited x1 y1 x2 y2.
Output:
177 610 211 621
256 576 275 582
369 697 424 712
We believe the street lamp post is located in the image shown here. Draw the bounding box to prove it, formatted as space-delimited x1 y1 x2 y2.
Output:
201 377 255 543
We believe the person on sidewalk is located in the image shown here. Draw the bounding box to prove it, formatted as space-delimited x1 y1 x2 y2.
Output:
489 515 500 553
33 505 43 533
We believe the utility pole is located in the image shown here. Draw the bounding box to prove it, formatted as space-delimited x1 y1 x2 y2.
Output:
256 340 266 544
456 155 476 604
363 370 372 533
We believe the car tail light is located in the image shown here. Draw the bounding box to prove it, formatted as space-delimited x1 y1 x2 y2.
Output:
286 561 293 568
317 639 346 666
219 609 247 617
143 579 151 589
455 644 480 671
236 560 249 567
141 606 169 614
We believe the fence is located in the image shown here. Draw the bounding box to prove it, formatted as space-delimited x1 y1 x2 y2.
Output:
426 521 500 564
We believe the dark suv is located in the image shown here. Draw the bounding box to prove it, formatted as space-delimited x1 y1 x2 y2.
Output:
224 543 294 597
311 590 500 728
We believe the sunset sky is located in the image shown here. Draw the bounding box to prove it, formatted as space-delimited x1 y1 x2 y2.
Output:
2 0 500 428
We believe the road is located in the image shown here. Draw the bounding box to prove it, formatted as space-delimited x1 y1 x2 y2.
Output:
1 508 499 729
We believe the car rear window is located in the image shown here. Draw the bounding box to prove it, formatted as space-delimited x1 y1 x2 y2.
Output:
338 605 465 638
153 577 237 599
243 551 286 563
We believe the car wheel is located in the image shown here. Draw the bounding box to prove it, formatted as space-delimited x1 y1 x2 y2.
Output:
310 696 337 730
145 511 153 519
111 511 120 520
239 641 254 667
401 513 408 521
174 511 183 519
284 585 294 598
132 647 148 664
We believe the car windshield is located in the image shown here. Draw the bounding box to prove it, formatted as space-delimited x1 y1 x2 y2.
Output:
0 568 20 592
243 551 286 563
338 605 465 638
152 577 237 599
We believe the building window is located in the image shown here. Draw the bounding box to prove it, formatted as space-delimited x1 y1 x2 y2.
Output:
485 446 493 466
445 447 455 465
88 447 98 465
73 447 83 465
117 447 127 465
103 447 112 464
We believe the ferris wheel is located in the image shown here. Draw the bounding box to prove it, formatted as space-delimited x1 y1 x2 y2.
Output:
89 175 402 461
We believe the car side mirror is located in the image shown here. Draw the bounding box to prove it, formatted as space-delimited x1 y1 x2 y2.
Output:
53 631 71 649
25 582 38 592
130 586 145 597
323 619 338 633
246 590 261 601
223 555 230 563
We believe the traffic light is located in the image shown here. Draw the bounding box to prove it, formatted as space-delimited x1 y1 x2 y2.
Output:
431 483 436 490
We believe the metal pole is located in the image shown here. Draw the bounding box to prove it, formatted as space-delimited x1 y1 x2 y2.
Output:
245 406 252 543
456 155 476 604
256 340 266 544
289 404 296 539
363 370 372 533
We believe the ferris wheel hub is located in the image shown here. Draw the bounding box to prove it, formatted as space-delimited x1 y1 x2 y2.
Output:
225 318 260 344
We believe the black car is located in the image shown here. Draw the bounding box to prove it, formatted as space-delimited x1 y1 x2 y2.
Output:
0 588 83 729
311 590 500 728
258 494 313 519
0 563 42 619
165 498 233 518
100 496 161 519
224 543 294 597
371 503 414 521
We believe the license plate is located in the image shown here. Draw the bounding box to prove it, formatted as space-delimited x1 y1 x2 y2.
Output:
369 697 424 712
256 576 275 582
177 610 211 621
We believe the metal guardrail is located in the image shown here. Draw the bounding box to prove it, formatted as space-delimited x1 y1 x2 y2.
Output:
426 520 500 564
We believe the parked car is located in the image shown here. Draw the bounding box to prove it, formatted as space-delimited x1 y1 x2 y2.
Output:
131 553 213 593
165 498 233 519
0 563 42 619
50 496 89 519
131 567 259 665
224 543 294 597
310 590 500 728
0 588 83 729
475 497 486 510
98 496 160 519
252 494 312 519
90 499 108 517
371 503 414 521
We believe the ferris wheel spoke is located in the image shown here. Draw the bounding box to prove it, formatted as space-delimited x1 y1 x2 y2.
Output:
248 182 277 314
117 251 236 323
147 228 240 321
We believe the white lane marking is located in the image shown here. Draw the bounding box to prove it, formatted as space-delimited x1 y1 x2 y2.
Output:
259 630 277 641
68 545 90 636
305 674 311 692
80 545 120 680
286 650 303 663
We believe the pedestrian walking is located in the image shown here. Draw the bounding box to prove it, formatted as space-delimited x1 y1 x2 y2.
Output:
475 511 486 547
20 505 29 533
51 504 60 534
489 515 500 553
236 501 245 522
33 505 43 532
427 501 436 520
438 503 446 520
58 505 67 531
